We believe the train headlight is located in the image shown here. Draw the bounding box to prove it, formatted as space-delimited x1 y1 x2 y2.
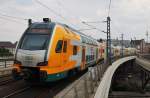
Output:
37 61 48 66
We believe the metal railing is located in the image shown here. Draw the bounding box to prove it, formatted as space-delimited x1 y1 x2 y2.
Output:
54 62 107 98
0 59 14 68
54 55 136 98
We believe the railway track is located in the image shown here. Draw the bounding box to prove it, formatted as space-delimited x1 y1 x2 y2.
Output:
0 79 29 98
0 60 105 98
2 87 30 98
1 70 87 98
0 75 13 84
0 75 19 86
0 78 16 86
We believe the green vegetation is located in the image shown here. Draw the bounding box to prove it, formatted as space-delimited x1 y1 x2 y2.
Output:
0 48 13 57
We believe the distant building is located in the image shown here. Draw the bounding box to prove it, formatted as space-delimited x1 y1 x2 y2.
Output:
98 38 150 54
130 39 145 53
144 43 150 53
0 41 17 54
111 39 131 48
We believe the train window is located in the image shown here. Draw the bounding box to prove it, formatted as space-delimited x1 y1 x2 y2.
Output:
103 49 105 53
86 55 89 62
85 38 88 44
55 40 63 53
91 41 93 45
90 40 93 45
73 46 77 55
88 39 91 44
82 37 86 43
89 40 91 44
63 41 67 53
20 34 49 50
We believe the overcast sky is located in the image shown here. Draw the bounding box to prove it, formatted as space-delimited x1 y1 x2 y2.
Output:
0 0 150 43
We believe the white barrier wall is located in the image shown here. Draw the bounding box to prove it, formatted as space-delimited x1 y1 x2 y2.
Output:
94 56 136 98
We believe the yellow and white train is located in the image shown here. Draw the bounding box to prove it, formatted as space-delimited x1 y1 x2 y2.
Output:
12 18 136 82
12 18 103 82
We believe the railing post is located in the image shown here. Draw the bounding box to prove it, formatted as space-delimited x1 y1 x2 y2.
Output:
104 64 106 75
94 68 98 86
83 77 89 98
5 60 6 68
89 71 94 94
96 66 100 81
99 64 102 79
101 64 104 76
74 86 79 98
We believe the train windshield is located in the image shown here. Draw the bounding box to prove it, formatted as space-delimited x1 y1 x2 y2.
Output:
20 28 51 50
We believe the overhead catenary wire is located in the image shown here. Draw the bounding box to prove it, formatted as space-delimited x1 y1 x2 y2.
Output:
0 13 27 21
56 0 67 14
0 9 28 21
111 21 121 34
80 0 113 34
34 0 63 19
108 0 112 16
0 15 26 25
34 0 78 28
56 0 81 23
81 21 104 24
78 28 97 31
82 21 105 32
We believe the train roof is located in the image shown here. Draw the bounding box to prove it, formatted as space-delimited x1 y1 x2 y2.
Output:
31 22 97 40
58 23 99 45
30 22 55 28
30 21 99 46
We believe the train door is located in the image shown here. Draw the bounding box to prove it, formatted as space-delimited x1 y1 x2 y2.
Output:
55 40 63 67
62 39 68 66
81 46 86 70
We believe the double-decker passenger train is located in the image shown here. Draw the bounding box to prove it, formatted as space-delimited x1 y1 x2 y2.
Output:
12 18 136 82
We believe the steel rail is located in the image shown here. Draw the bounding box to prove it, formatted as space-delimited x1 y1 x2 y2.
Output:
2 87 30 98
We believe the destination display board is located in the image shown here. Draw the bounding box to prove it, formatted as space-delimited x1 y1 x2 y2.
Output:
29 29 50 34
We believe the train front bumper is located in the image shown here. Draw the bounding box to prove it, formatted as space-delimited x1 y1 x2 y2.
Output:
12 68 48 81
12 66 68 82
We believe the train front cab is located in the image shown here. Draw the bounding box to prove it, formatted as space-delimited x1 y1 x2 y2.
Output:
13 22 82 82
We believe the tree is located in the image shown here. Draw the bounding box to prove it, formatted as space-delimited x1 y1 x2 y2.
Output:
0 48 13 57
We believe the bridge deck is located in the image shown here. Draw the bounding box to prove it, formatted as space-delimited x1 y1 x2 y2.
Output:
136 57 150 71
109 91 150 98
94 56 136 98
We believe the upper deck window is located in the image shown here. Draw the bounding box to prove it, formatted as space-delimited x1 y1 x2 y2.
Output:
73 46 77 55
